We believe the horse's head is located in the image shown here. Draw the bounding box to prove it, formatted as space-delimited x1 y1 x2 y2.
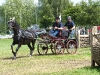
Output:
8 17 16 29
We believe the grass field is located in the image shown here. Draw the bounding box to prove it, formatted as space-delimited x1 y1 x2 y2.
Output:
0 39 100 75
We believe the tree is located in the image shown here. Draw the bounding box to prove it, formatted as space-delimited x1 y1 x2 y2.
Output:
78 0 100 26
63 0 100 26
38 0 73 28
0 6 5 33
0 0 100 34
3 0 36 29
38 0 54 28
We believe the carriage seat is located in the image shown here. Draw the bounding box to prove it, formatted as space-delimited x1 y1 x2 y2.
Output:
60 30 70 38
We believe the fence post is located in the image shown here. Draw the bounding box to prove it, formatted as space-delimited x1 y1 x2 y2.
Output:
91 26 97 66
77 30 80 48
87 29 89 35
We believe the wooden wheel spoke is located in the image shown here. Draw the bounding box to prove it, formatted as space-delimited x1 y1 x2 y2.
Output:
37 43 48 55
54 41 65 54
66 40 77 54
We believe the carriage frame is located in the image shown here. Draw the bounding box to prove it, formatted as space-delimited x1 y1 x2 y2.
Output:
36 30 77 55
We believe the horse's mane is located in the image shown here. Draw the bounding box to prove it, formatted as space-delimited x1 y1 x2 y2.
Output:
14 21 20 29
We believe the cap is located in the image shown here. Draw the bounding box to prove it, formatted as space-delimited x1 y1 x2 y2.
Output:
67 16 71 20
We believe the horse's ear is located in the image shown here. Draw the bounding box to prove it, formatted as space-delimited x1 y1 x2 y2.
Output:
10 18 12 20
12 17 15 20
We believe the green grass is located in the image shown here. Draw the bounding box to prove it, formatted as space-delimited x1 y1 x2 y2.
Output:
0 39 100 75
47 67 100 75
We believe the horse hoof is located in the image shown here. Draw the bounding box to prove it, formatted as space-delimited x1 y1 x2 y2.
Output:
12 57 16 60
29 55 32 57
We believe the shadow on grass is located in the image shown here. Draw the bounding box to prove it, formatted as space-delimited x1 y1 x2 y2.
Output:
1 53 54 60
2 55 29 60
91 66 100 72
37 53 69 56
82 66 100 72
2 53 69 60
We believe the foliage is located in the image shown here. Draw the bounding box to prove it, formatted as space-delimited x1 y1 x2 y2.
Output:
40 16 54 28
2 0 36 29
0 0 100 33
0 6 6 33
63 0 100 26
38 1 54 28
78 0 100 26
39 0 73 28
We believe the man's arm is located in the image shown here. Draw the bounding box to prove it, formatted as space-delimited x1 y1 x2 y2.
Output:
57 27 63 30
49 22 55 29
57 26 68 30
69 25 75 30
69 21 75 30
57 22 64 30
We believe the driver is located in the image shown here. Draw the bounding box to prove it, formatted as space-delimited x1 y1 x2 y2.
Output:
64 16 75 38
49 17 63 37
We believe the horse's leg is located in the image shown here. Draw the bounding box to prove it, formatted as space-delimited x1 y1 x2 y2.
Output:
11 42 16 58
13 44 21 59
31 40 36 55
27 44 33 57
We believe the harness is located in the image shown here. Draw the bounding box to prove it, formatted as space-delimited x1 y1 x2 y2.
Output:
18 29 37 40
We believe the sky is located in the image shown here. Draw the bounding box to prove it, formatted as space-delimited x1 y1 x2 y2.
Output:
0 0 96 6
0 0 5 5
34 0 88 5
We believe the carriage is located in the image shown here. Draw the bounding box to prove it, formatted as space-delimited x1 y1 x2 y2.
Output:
37 30 77 55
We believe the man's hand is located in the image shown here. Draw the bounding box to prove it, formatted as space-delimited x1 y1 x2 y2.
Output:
63 27 68 30
49 27 52 29
54 27 58 29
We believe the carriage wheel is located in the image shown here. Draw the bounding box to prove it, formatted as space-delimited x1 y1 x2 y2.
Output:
66 40 77 54
54 41 65 54
37 43 48 55
50 43 56 54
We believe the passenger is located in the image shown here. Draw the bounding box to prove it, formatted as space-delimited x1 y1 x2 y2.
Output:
49 17 63 37
64 16 75 38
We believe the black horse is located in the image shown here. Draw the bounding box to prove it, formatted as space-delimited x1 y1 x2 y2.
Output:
8 18 37 59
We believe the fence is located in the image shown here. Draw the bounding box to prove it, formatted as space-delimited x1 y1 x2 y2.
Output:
76 29 90 48
76 26 100 66
91 26 100 66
